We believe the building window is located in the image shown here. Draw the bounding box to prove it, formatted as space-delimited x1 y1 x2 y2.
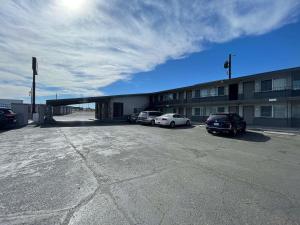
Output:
194 90 201 98
206 106 217 116
261 106 272 117
172 93 177 100
164 93 173 101
193 107 205 116
261 79 272 92
292 104 300 118
210 88 217 96
200 89 208 97
218 86 225 96
273 78 287 91
193 108 200 116
273 105 287 118
217 107 225 113
293 79 300 90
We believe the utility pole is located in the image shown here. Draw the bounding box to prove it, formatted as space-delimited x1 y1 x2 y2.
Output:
32 57 38 114
228 53 232 79
224 53 232 79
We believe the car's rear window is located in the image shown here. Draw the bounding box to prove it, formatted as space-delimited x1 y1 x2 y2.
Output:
149 112 162 116
208 114 228 121
139 112 147 117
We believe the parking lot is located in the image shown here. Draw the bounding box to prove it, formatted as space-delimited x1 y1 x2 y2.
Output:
0 112 300 225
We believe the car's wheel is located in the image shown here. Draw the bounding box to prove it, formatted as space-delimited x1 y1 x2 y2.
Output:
151 120 155 126
186 120 191 126
231 126 238 136
170 121 175 128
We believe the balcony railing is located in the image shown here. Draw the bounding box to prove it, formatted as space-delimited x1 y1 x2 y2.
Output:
254 88 293 99
151 95 229 106
150 87 300 107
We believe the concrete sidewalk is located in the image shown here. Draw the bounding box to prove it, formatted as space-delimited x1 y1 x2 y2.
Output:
193 122 300 135
247 125 300 135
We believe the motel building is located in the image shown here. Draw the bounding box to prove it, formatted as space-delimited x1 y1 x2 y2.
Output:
46 66 300 127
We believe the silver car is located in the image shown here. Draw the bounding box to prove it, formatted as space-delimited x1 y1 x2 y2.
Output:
137 111 163 125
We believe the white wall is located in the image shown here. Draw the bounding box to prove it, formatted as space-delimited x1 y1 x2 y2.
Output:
0 99 23 108
110 95 149 116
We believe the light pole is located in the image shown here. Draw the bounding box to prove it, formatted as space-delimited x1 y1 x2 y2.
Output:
32 57 38 114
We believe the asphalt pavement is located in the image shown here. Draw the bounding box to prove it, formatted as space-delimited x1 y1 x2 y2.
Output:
0 112 299 225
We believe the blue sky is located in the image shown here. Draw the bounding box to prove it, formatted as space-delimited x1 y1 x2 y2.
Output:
102 21 300 95
0 0 300 104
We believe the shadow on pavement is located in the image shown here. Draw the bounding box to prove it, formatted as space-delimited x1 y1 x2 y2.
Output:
41 120 135 128
156 125 196 129
0 125 27 133
214 131 271 142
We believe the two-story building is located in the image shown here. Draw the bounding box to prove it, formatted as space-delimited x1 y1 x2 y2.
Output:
47 66 300 127
149 67 300 127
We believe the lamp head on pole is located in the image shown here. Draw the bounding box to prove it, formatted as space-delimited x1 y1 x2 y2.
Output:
32 57 38 75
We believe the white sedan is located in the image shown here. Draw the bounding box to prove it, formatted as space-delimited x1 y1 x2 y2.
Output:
155 113 191 128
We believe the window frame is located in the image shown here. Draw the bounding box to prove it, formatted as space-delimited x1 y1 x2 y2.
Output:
260 105 273 117
273 104 287 118
193 90 201 98
261 79 272 92
293 79 300 90
218 86 225 96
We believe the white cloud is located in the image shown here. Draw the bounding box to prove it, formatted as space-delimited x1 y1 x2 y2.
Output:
0 0 299 100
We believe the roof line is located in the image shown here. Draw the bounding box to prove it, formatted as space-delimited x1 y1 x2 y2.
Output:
47 66 300 104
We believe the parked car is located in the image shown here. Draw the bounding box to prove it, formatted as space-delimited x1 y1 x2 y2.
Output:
127 113 139 123
205 113 246 136
137 111 163 125
0 108 17 128
155 113 191 128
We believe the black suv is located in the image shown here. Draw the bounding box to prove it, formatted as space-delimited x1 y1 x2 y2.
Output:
206 113 246 136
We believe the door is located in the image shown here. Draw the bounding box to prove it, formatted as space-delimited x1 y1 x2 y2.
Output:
173 114 183 125
243 81 255 99
178 107 184 115
113 102 123 118
178 114 186 125
243 105 254 125
229 84 238 100
229 106 239 114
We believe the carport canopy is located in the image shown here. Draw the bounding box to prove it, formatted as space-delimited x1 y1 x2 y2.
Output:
46 96 111 106
46 93 149 106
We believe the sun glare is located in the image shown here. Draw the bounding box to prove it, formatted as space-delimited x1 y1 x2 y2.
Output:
60 0 85 12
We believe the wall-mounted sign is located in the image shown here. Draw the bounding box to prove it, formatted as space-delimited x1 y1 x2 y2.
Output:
269 98 277 102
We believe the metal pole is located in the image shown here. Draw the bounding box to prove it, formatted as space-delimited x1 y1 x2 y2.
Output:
32 68 36 113
32 57 38 115
228 54 232 79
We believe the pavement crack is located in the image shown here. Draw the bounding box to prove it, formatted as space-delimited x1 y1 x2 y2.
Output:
101 185 137 225
110 168 167 186
59 128 101 225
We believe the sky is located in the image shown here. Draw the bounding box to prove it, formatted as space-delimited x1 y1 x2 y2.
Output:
0 0 300 104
